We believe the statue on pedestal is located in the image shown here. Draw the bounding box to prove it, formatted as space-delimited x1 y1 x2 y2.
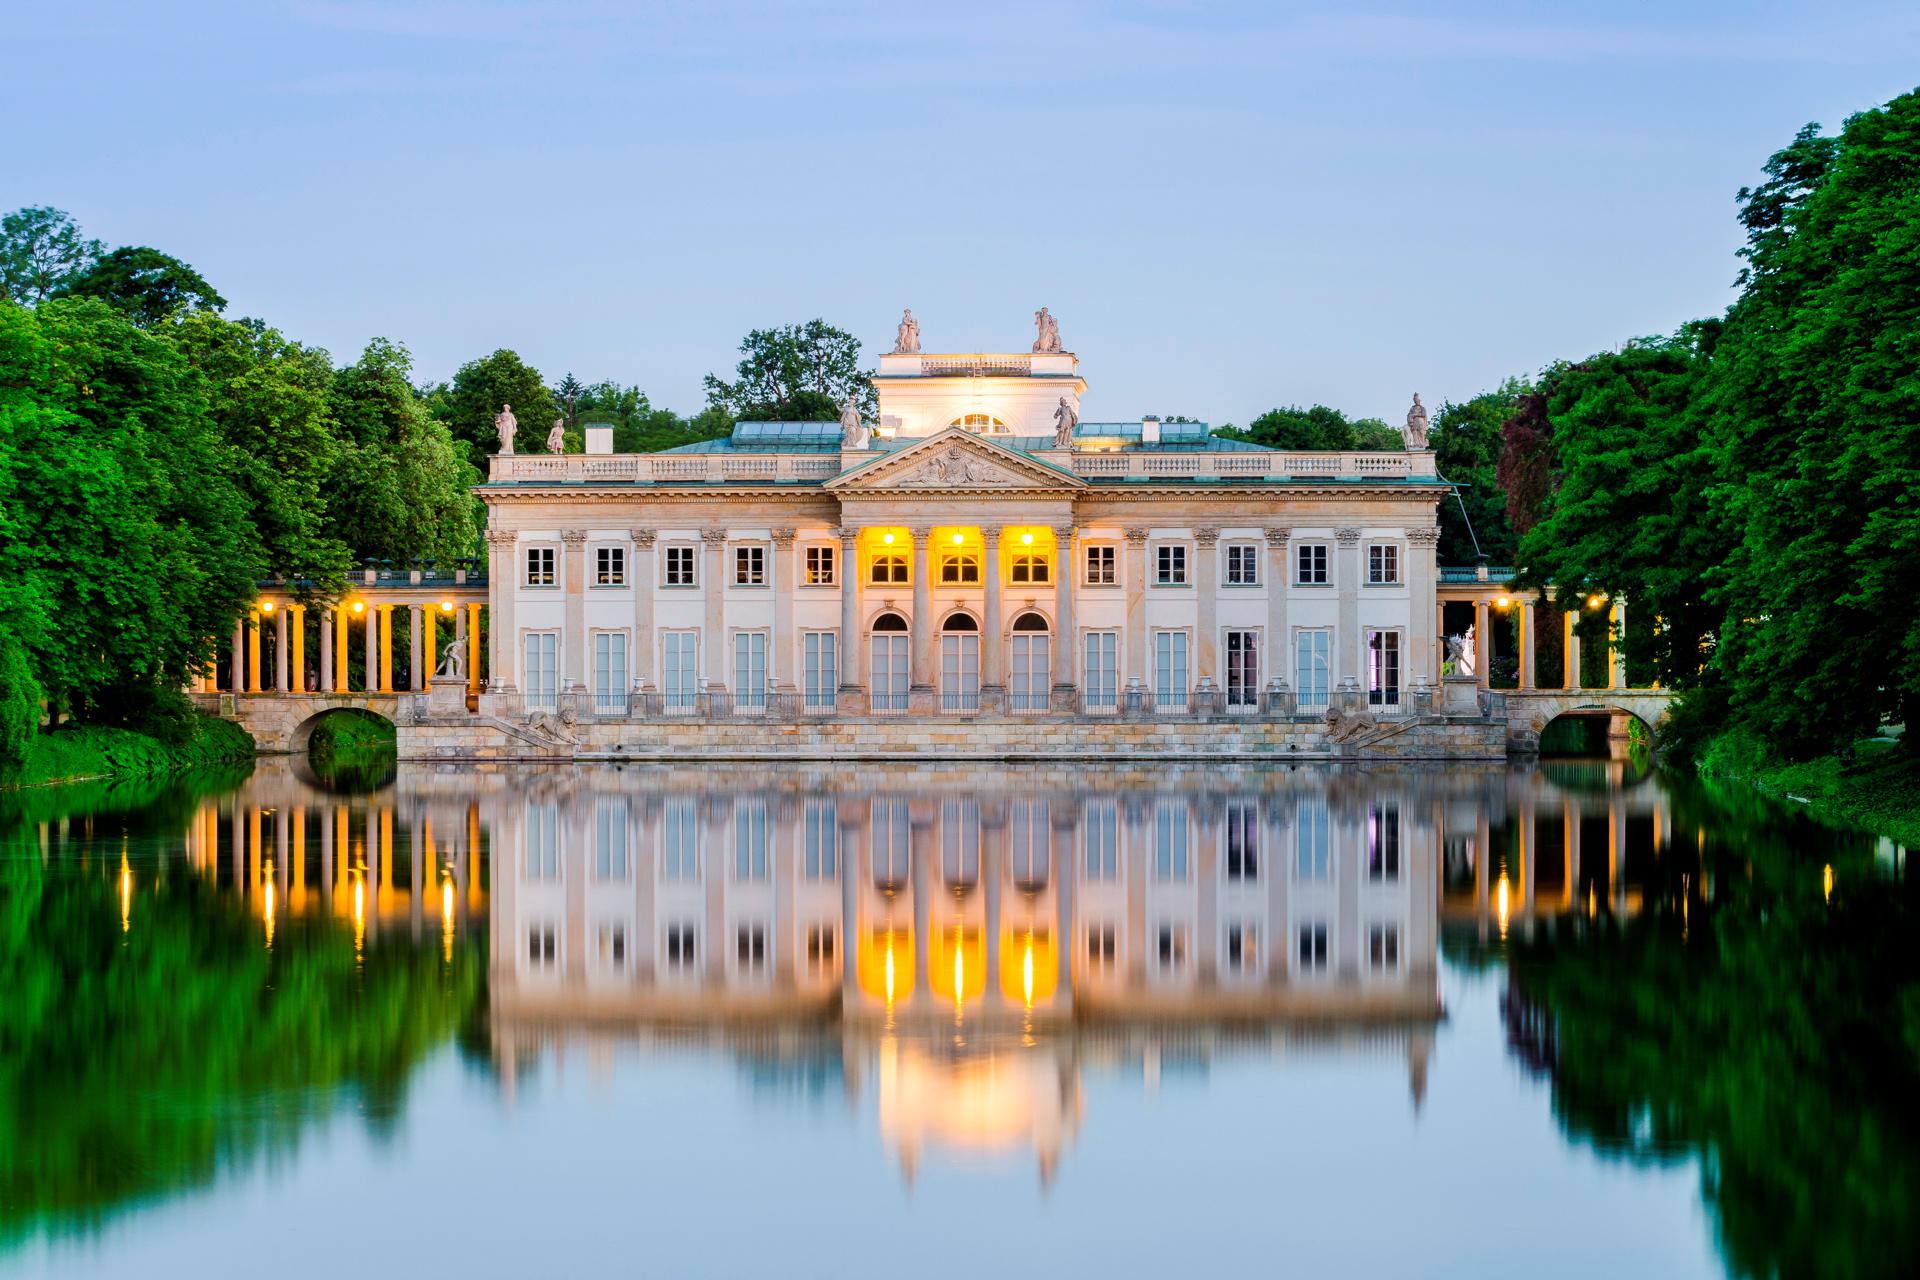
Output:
494 403 517 455
546 417 566 454
893 308 921 354
1052 395 1078 448
439 639 467 680
1404 393 1431 450
1032 306 1061 354
839 396 869 449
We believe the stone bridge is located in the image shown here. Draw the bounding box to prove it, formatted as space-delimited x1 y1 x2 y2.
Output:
1495 689 1674 754
197 692 404 754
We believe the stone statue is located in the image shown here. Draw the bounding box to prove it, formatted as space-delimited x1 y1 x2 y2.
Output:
893 308 921 354
1052 395 1078 448
439 639 467 680
494 403 517 455
1323 703 1381 745
838 396 869 449
546 417 566 454
1445 633 1467 674
1032 306 1061 354
1404 392 1431 450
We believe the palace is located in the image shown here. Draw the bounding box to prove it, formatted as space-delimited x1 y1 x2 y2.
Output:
478 323 1449 723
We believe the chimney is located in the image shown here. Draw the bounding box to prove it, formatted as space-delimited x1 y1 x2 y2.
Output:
1142 416 1161 444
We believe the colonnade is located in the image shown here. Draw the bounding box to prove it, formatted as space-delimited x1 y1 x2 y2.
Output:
196 596 484 697
1444 589 1650 692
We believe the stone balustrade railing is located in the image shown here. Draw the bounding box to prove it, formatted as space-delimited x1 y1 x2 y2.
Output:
489 450 1434 485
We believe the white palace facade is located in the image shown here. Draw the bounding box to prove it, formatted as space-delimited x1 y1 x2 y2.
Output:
476 332 1451 726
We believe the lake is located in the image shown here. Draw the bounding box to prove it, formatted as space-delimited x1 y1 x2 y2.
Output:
3 755 1914 1279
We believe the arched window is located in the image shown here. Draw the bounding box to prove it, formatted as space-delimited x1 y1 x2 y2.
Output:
942 613 978 632
949 414 1009 435
941 613 980 710
1010 613 1052 711
1010 552 1051 585
870 553 908 585
869 614 908 713
1011 611 1050 632
939 552 981 584
871 612 908 632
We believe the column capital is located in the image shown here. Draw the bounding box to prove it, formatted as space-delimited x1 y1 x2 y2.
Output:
908 525 933 546
1050 523 1076 543
770 526 798 548
833 525 859 545
700 527 729 544
1193 525 1221 549
981 527 1002 550
1264 527 1291 548
1334 527 1362 546
630 528 657 548
560 528 588 546
1123 526 1148 548
1405 527 1441 547
484 528 517 548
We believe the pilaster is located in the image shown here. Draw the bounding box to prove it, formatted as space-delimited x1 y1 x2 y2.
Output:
1405 527 1438 690
700 528 728 691
561 529 588 692
1264 528 1290 694
909 525 933 696
1123 526 1148 686
771 527 797 690
1194 526 1220 686
631 530 657 690
485 529 517 690
1334 528 1361 689
1051 522 1077 705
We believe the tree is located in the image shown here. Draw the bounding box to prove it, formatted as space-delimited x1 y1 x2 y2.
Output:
441 348 550 462
1430 381 1527 564
0 206 100 305
552 372 584 425
57 246 225 327
1222 403 1406 452
703 319 874 421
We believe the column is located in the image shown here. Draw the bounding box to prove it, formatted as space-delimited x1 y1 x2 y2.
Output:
273 604 289 693
1406 528 1438 688
290 606 306 693
1334 528 1361 688
700 527 728 690
1564 608 1581 690
771 527 797 690
465 603 482 694
422 607 437 681
408 604 424 691
378 604 396 693
247 610 263 693
332 606 348 693
485 529 516 691
230 618 244 692
1264 528 1290 692
1519 602 1536 689
363 604 378 695
561 529 587 692
908 526 933 692
1194 526 1219 688
837 527 861 692
1123 527 1148 686
632 530 656 690
981 528 1004 698
1051 523 1076 700
1473 600 1490 687
1609 599 1626 690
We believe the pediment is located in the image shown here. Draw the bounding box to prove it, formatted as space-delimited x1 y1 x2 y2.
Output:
825 428 1084 492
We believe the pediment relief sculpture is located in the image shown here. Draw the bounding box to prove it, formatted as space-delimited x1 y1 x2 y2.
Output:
891 445 1020 488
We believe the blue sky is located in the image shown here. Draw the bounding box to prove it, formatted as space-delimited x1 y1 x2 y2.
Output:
8 1 1917 425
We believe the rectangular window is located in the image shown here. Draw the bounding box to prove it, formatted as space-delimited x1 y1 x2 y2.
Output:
1008 798 1050 888
1155 923 1188 974
733 801 768 880
870 553 909 585
1225 543 1259 586
803 800 838 880
595 545 625 586
939 553 981 585
1297 922 1329 973
804 924 837 976
1367 543 1400 585
664 545 697 587
527 923 558 971
1296 543 1329 585
662 798 700 881
803 631 838 711
804 546 836 586
940 800 980 887
1085 923 1118 975
1226 922 1260 974
1367 804 1401 881
734 923 768 975
1225 801 1259 881
524 633 558 709
1084 801 1120 880
526 801 559 880
1154 802 1190 880
733 631 768 707
661 631 698 711
1295 796 1330 881
1368 923 1401 972
1009 553 1050 584
1156 544 1188 585
1367 630 1402 706
665 923 698 973
1153 631 1189 707
1084 632 1119 709
525 546 555 587
592 632 627 712
734 545 765 586
1296 629 1331 709
1225 630 1260 706
593 799 629 880
1085 544 1117 586
870 798 910 889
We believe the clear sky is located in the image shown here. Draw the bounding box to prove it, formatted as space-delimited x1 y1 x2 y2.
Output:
7 1 1917 426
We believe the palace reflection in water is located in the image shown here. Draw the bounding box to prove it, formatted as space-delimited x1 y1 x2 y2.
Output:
177 758 1673 1186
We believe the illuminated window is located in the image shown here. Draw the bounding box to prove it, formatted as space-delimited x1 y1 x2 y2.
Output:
948 414 1009 435
664 545 697 587
525 546 555 587
939 553 981 584
1009 553 1050 584
1084 544 1117 586
595 545 625 586
734 545 765 586
804 546 835 585
870 554 908 585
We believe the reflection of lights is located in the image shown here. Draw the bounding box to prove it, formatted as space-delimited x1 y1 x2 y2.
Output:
953 942 965 1006
1496 874 1511 937
884 944 897 1004
1022 940 1035 1007
441 876 454 921
264 865 276 948
1823 864 1834 903
119 858 131 933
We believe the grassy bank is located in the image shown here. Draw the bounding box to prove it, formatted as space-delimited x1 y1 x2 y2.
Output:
0 715 255 791
1700 730 1920 849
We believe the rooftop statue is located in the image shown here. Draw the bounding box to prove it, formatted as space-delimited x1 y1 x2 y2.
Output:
839 396 869 449
1404 393 1431 450
893 308 921 354
547 417 567 454
1052 395 1078 448
494 403 517 455
1032 306 1062 354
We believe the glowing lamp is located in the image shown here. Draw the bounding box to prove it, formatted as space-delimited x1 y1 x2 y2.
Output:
1020 532 1034 546
1495 595 1510 609
882 532 895 546
260 600 275 613
951 532 964 545
351 601 365 614
1586 595 1602 610
440 600 454 612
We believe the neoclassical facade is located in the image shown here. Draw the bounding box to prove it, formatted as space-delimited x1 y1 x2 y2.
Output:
479 336 1449 720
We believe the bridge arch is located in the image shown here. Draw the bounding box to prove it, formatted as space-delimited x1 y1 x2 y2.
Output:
289 704 395 754
1503 691 1672 758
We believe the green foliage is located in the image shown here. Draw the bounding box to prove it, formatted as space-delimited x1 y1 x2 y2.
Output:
703 318 874 422
1 715 253 790
440 347 550 461
55 247 225 326
1430 382 1527 563
0 206 100 305
1218 403 1404 452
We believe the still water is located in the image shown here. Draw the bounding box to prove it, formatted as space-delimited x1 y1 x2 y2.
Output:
3 756 1914 1279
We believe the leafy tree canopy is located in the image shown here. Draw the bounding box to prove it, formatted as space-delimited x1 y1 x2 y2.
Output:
1430 381 1528 564
439 348 550 461
703 318 874 422
1218 403 1404 452
0 206 101 305
55 246 225 327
